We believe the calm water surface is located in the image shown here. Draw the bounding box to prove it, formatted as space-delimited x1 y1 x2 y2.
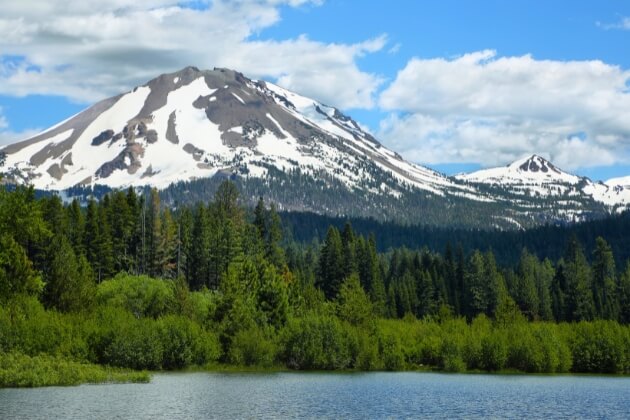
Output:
1 372 629 419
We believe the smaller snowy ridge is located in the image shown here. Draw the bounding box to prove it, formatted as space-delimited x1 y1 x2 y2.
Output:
457 155 581 185
458 154 630 210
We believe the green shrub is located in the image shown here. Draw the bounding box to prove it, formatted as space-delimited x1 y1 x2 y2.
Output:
228 326 276 367
570 321 627 373
0 352 149 388
441 336 466 372
90 307 162 370
280 314 353 370
379 332 405 371
480 330 508 371
354 329 381 371
96 274 175 318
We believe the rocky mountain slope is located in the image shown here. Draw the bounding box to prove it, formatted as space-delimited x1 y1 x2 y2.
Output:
1 67 629 228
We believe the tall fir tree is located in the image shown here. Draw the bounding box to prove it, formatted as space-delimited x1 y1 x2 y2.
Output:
317 226 344 299
591 237 619 320
564 236 595 321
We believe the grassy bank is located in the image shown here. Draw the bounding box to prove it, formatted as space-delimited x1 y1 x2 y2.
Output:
0 352 150 388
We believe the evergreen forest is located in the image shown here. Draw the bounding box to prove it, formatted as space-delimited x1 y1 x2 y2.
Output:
1 181 630 387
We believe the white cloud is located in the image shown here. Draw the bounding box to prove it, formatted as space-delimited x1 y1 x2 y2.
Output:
378 51 630 170
597 17 630 30
0 0 385 109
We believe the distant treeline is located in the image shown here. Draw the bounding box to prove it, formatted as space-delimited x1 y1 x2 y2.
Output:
281 210 630 266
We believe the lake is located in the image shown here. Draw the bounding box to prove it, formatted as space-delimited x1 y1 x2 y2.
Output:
1 372 629 419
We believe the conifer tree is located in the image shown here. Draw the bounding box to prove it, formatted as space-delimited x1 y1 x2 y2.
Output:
66 199 85 257
257 264 290 329
341 222 357 279
619 261 630 324
592 237 619 320
317 226 344 299
0 233 43 302
564 236 595 321
44 235 95 312
190 204 211 290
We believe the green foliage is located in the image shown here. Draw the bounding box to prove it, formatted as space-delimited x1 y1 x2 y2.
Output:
228 326 277 367
570 321 628 374
337 273 374 326
44 235 95 312
96 273 176 318
280 314 355 370
3 182 630 380
0 234 43 302
159 315 221 369
0 352 149 388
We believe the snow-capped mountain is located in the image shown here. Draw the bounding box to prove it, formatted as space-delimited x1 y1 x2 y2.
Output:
1 67 629 228
457 155 581 187
1 66 472 198
457 154 630 216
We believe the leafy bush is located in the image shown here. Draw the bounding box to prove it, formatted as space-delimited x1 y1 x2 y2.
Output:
228 326 277 367
96 274 175 318
379 332 405 371
280 314 353 370
570 321 628 373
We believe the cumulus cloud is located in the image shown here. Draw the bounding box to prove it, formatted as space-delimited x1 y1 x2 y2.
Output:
378 50 630 170
0 0 384 109
597 17 630 30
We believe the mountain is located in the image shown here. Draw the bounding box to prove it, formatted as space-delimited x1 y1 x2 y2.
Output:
1 67 629 229
456 155 630 216
0 66 468 195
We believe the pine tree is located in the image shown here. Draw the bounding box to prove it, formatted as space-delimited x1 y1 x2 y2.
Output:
463 251 487 319
417 270 435 318
66 199 85 257
0 233 43 302
84 199 101 277
537 258 555 321
551 261 568 321
592 237 619 320
189 203 211 290
444 242 460 313
44 235 95 312
516 249 541 320
209 181 244 288
253 196 266 239
317 226 344 299
109 191 133 273
564 236 594 321
156 208 178 278
337 273 373 326
619 261 630 324
265 203 285 269
341 222 357 279
96 202 114 281
257 264 290 329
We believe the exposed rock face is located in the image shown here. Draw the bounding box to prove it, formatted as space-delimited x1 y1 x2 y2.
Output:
92 130 115 146
166 111 179 144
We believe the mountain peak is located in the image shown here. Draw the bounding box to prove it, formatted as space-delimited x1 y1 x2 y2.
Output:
508 154 562 175
457 154 580 186
0 66 461 198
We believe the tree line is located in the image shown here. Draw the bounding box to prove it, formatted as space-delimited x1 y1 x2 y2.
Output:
1 181 630 377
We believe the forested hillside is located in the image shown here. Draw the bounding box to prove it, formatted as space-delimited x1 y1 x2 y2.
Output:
281 210 630 267
1 181 630 385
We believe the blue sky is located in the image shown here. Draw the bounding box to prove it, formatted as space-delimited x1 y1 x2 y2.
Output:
1 0 629 179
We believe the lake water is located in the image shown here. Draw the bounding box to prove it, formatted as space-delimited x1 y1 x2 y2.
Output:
1 372 629 419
